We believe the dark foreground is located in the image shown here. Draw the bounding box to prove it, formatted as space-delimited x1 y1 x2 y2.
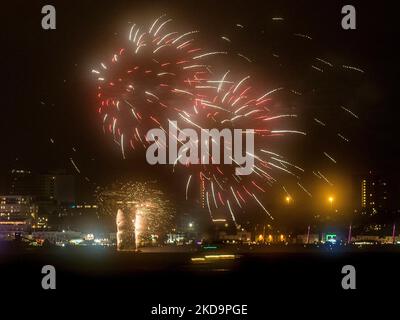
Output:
0 244 398 317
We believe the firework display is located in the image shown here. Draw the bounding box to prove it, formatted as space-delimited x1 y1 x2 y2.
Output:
97 181 175 247
178 75 304 224
93 15 360 226
93 15 218 158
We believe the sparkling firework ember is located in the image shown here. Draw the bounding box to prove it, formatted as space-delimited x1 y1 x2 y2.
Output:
93 15 221 159
177 74 306 225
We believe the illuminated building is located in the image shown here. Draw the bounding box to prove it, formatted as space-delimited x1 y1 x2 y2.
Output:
32 216 48 230
59 203 98 217
7 169 77 222
166 232 186 244
0 195 38 237
31 230 83 245
360 171 390 215
200 175 205 209
361 179 367 208
52 203 102 233
218 230 252 243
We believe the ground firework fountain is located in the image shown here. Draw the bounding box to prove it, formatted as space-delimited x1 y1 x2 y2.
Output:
116 208 135 251
134 209 145 250
97 181 175 250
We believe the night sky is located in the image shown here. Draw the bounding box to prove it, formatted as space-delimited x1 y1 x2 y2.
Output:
1 0 399 208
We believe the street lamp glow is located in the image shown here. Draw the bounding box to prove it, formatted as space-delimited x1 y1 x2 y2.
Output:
328 196 334 209
285 196 292 204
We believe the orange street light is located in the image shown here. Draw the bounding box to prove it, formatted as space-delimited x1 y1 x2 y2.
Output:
328 196 334 209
